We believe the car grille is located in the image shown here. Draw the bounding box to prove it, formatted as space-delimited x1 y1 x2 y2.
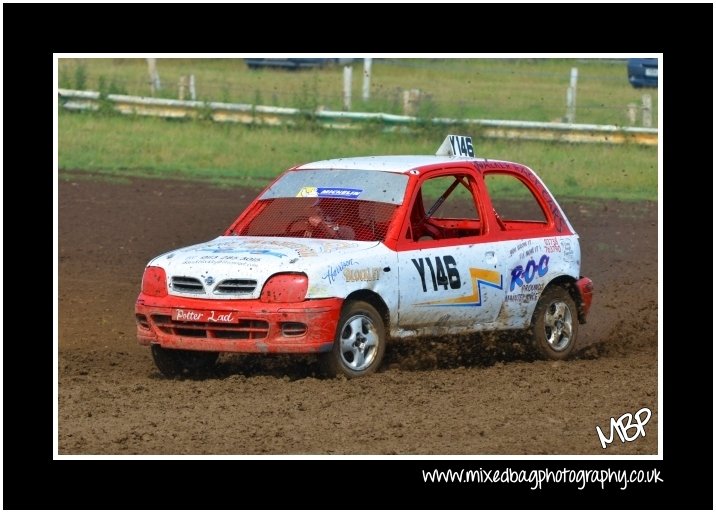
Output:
151 315 269 339
170 276 205 294
214 279 257 295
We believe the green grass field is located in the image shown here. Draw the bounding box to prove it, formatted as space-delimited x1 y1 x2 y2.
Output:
58 111 657 200
58 58 658 200
58 57 658 126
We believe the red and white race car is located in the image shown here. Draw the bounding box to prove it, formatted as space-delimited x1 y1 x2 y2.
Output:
135 135 593 378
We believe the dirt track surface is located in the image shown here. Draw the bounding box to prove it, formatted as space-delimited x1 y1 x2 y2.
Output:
58 174 658 455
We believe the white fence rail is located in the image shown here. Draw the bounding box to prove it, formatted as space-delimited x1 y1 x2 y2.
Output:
58 89 657 146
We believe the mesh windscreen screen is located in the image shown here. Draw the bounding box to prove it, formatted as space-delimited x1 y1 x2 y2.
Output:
235 198 398 242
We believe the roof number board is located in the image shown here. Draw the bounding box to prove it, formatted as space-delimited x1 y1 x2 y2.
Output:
435 135 474 157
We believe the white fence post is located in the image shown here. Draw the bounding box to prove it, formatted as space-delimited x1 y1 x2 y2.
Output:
565 67 578 123
147 58 161 95
362 58 372 101
641 93 652 128
343 66 352 111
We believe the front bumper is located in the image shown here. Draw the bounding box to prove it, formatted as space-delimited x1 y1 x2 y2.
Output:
135 294 342 353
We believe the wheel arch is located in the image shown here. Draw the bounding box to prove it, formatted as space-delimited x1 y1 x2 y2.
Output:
344 290 391 332
545 275 587 324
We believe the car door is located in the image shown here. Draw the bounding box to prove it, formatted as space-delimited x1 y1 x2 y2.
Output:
395 170 506 330
481 168 572 329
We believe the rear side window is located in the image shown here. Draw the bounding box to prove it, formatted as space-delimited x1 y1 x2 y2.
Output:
484 173 547 224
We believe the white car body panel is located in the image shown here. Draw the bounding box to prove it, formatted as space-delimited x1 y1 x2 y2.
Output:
147 231 581 338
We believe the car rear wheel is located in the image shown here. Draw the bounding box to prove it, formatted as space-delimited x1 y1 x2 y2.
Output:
529 286 578 360
321 300 386 378
151 345 219 378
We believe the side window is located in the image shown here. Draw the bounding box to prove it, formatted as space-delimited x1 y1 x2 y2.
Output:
407 174 482 242
483 172 547 228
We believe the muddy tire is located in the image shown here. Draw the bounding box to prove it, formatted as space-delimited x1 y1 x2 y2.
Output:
321 300 386 378
151 345 219 378
530 286 578 360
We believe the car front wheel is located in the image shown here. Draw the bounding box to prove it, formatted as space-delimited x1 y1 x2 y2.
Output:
321 300 386 378
151 345 219 378
530 286 578 360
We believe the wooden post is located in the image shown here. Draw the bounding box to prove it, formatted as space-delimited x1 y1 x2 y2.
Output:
627 103 637 125
189 74 196 101
178 76 187 100
362 58 372 101
402 89 422 115
147 58 161 95
641 93 652 128
565 67 578 123
343 66 352 111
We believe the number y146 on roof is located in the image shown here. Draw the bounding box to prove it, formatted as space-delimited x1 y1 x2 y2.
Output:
435 135 475 157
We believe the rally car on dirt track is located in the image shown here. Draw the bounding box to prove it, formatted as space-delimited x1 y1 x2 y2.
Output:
135 135 593 378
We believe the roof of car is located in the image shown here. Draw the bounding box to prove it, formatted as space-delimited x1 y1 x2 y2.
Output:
294 155 501 174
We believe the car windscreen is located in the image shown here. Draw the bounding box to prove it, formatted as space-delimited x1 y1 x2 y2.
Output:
259 169 408 204
236 169 408 242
